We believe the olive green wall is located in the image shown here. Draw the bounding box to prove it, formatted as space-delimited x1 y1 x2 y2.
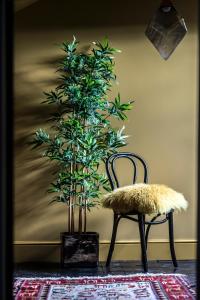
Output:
14 0 198 261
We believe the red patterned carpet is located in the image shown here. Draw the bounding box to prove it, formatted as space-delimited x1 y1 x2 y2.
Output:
14 274 195 299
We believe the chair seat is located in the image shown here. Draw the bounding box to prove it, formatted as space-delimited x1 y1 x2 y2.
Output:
102 183 188 214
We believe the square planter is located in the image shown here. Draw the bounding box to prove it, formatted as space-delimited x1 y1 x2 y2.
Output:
60 232 99 268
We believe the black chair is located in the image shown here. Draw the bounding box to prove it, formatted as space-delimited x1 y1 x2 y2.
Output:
104 152 180 272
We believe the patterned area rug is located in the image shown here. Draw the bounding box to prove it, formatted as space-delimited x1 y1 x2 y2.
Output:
14 274 195 299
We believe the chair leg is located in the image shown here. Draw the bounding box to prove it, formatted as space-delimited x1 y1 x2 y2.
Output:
145 214 161 249
138 214 148 272
106 213 121 267
168 211 178 268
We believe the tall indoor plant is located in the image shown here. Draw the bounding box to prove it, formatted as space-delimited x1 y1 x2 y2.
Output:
31 37 133 267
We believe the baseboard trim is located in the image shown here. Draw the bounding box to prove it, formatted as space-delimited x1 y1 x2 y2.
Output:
14 240 197 262
14 239 197 245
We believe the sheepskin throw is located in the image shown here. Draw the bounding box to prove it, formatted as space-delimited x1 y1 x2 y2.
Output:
102 183 188 214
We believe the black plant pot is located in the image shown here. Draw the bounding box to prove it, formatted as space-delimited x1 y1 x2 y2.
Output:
60 232 99 268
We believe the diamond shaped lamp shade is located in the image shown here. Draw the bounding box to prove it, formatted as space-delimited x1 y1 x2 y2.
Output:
145 1 187 60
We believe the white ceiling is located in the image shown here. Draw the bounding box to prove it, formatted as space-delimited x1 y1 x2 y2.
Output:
15 0 40 12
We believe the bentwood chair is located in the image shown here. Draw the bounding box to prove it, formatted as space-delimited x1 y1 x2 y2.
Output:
102 152 188 272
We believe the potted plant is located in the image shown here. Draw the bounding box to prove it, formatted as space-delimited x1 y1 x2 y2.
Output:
31 37 133 267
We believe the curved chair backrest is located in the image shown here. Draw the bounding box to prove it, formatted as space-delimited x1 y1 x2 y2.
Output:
106 152 148 190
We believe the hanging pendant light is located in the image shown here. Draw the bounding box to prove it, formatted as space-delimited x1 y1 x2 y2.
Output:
145 0 187 60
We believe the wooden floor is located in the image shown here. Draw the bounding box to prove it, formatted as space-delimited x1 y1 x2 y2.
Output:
14 260 196 287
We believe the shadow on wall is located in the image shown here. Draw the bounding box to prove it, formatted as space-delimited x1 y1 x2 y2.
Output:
15 0 197 30
15 53 68 240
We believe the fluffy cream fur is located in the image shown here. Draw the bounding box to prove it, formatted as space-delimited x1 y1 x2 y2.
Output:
102 183 188 214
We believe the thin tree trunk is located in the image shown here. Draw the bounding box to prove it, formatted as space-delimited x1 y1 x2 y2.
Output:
82 117 87 233
71 203 74 233
68 205 71 233
84 198 87 233
69 160 73 233
78 201 82 233
71 176 74 233
71 161 75 233
78 183 83 233
83 167 88 233
70 108 76 233
68 199 72 234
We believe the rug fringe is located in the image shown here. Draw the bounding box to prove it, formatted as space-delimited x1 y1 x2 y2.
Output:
14 273 189 280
